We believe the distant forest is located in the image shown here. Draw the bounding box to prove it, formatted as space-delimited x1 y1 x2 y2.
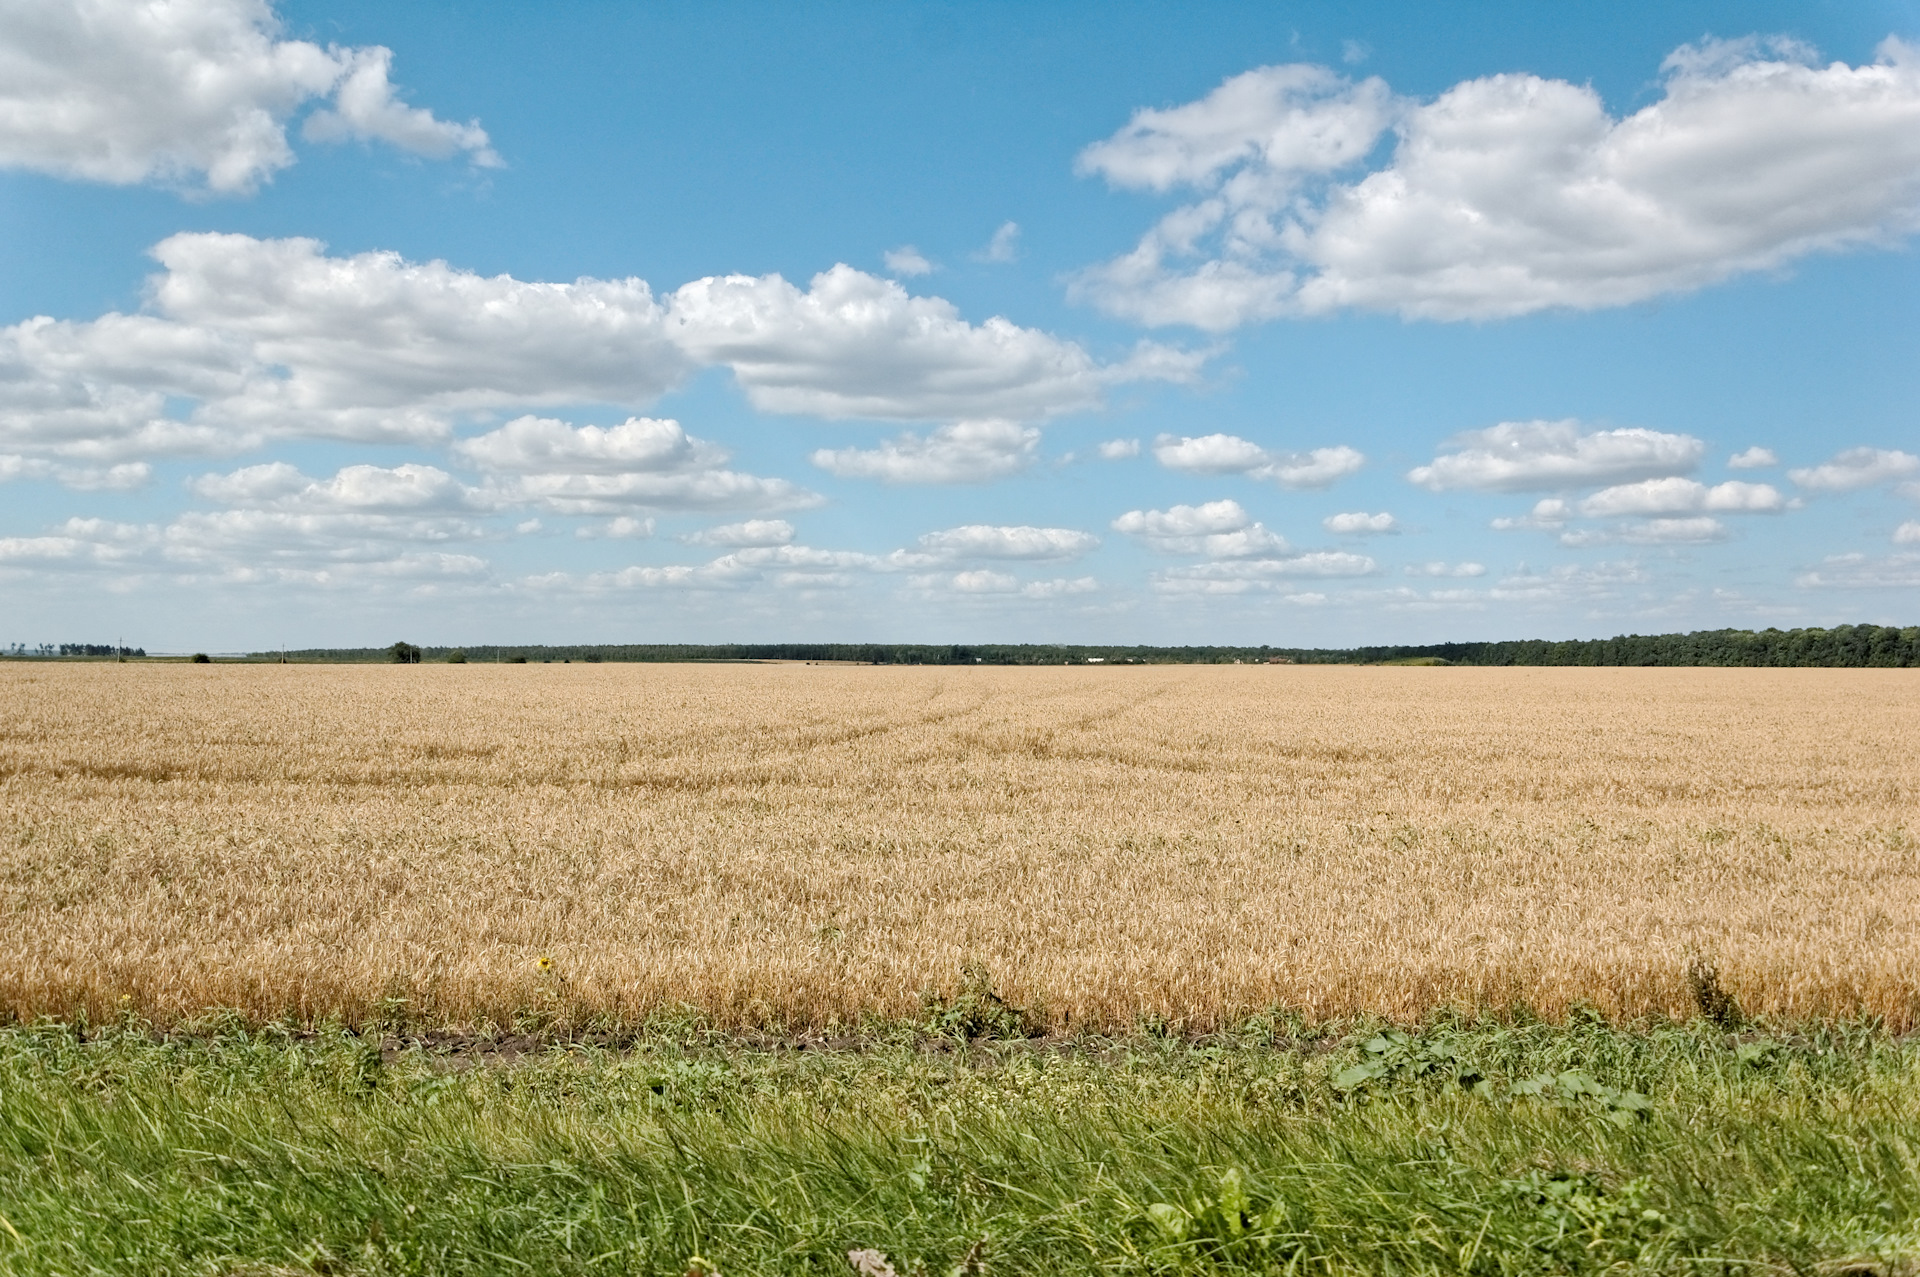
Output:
239 624 1920 667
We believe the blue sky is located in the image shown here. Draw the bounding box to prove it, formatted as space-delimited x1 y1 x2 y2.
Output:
3 0 1918 650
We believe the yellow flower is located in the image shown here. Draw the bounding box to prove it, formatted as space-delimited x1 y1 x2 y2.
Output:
537 955 555 973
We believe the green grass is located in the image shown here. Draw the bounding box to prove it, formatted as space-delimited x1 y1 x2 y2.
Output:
0 1014 1915 1275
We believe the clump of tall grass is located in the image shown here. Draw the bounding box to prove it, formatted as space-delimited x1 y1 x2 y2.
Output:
0 1014 1914 1275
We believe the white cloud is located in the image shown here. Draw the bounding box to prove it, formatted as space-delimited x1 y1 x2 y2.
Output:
1487 559 1649 602
1261 445 1366 487
163 509 491 576
4 234 1191 473
668 264 1201 422
0 517 157 567
189 460 483 512
1112 498 1251 539
1410 420 1703 492
0 455 150 490
1896 521 1920 545
1728 446 1778 469
920 570 1099 599
949 568 1019 593
1152 433 1364 487
0 0 495 195
1 233 682 462
1074 38 1920 327
451 415 814 514
1077 63 1394 195
0 310 255 463
150 234 685 443
1152 550 1376 592
299 45 498 167
1577 477 1785 516
811 419 1040 484
576 517 654 539
598 543 881 592
882 246 934 277
1097 438 1140 459
502 470 818 516
1152 432 1268 472
917 524 1099 561
453 416 718 475
1019 576 1098 598
975 222 1021 264
1795 551 1920 588
682 519 795 547
1323 510 1396 534
1614 516 1729 544
1405 561 1485 577
1788 446 1920 491
1490 497 1573 531
1111 499 1290 557
188 432 805 524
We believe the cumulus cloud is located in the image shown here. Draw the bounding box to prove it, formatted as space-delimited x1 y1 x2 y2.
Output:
597 544 880 592
682 519 796 547
0 517 158 569
975 222 1021 264
1019 576 1099 598
0 310 256 464
1728 446 1779 469
189 460 484 512
948 569 1019 593
1576 477 1786 516
453 416 718 475
1152 550 1375 593
1614 516 1729 544
150 234 685 442
1795 551 1920 589
0 503 492 588
1097 438 1141 459
4 235 1188 473
1409 421 1703 492
1152 433 1364 487
1488 559 1648 602
668 265 1201 422
1078 63 1393 194
1490 498 1573 531
0 0 496 195
453 415 814 514
577 517 654 539
1111 499 1289 557
1073 37 1920 328
918 570 1099 598
0 455 150 490
1788 446 1920 491
811 420 1040 484
882 246 934 277
1324 511 1397 534
1405 561 1485 577
502 470 817 516
916 525 1099 561
1896 521 1920 545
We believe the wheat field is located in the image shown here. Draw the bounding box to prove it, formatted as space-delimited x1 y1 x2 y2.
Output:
1 662 1915 1030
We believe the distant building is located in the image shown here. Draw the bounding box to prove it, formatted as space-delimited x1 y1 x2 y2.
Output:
1265 656 1294 664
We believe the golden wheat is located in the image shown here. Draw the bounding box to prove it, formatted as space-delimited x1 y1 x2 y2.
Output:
1 662 1915 1030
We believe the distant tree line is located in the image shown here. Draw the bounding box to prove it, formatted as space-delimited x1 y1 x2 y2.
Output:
2 643 147 658
1329 624 1920 668
256 625 1920 668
